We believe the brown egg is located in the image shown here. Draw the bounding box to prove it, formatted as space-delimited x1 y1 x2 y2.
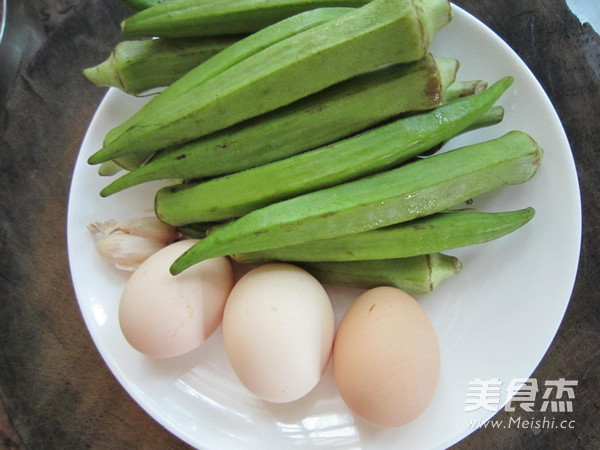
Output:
333 286 440 427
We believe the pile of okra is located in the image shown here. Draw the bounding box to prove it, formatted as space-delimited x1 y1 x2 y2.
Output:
84 0 542 294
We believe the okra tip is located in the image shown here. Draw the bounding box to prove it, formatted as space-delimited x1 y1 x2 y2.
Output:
88 151 103 166
170 252 190 275
489 76 514 95
88 145 118 166
97 160 123 177
100 172 133 196
83 58 123 91
509 206 536 230
519 206 536 221
169 241 206 275
497 75 514 88
100 184 117 197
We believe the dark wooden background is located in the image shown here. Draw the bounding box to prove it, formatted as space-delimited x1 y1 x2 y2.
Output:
1 0 598 448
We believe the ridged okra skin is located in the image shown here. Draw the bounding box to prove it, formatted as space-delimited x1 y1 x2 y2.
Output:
88 0 452 165
122 0 372 38
154 77 513 225
101 54 452 195
299 254 462 294
169 130 542 274
159 106 504 229
235 208 535 262
83 37 240 95
102 8 350 151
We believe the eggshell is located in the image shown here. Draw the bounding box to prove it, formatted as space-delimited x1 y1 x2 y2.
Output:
119 239 234 358
333 286 440 427
223 263 335 403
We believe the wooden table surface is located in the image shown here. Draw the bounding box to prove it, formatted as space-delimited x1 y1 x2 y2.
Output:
1 0 598 448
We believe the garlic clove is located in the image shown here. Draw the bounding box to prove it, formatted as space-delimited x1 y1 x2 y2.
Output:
115 217 180 242
95 233 167 271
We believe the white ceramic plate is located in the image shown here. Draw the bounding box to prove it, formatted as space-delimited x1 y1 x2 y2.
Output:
67 5 581 449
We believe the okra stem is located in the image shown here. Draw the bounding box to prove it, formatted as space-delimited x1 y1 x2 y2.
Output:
445 80 488 101
298 253 462 294
437 57 459 96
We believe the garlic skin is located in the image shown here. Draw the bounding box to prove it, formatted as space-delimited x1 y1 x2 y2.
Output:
95 233 167 271
115 217 180 242
88 216 181 271
87 219 119 237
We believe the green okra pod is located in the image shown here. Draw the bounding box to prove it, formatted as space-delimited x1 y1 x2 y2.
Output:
122 0 371 38
234 208 535 262
100 6 351 161
84 37 241 96
101 55 455 195
155 77 513 225
298 253 462 294
106 67 475 177
88 0 452 165
169 130 542 274
163 106 504 235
